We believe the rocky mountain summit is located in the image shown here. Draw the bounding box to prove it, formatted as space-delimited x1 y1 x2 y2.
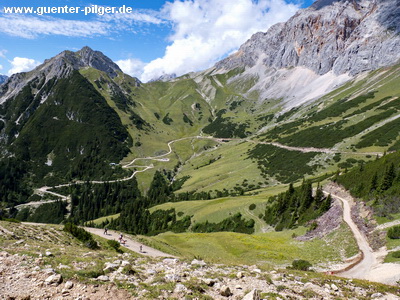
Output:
217 0 400 76
0 46 133 105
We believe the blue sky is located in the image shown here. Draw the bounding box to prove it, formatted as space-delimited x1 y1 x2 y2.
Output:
0 0 315 81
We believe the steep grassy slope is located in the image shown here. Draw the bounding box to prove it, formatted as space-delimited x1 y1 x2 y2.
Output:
0 70 131 189
260 65 400 153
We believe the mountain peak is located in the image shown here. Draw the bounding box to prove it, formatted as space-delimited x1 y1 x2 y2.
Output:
59 46 122 78
0 47 124 104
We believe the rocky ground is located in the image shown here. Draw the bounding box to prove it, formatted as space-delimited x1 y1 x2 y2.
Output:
2 249 400 300
1 221 400 300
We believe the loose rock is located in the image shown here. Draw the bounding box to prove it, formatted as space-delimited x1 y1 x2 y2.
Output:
242 289 260 300
220 285 232 297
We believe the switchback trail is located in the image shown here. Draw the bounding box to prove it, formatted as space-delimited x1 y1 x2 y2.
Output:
36 135 385 202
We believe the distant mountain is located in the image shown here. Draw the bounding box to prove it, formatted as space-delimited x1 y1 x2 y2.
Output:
150 73 177 82
0 47 133 193
0 75 8 85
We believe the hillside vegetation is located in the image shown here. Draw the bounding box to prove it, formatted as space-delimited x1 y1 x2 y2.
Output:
337 151 400 219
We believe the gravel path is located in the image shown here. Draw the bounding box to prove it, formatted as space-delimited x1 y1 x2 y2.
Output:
324 185 400 285
325 191 377 278
84 227 176 258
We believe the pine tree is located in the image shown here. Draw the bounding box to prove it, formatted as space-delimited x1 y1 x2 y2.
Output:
370 172 378 192
380 163 396 192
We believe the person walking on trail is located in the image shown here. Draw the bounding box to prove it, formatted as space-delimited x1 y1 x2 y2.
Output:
104 227 108 235
139 245 143 253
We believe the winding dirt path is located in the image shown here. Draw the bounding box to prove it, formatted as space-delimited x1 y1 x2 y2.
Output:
21 222 174 258
84 227 175 258
376 220 400 231
34 135 384 202
323 190 377 278
324 186 400 285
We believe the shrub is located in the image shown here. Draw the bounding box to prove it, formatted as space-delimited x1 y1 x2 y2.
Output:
291 259 312 271
63 223 99 249
1 218 20 223
308 222 318 232
249 203 256 210
387 226 400 239
392 250 400 258
107 239 123 253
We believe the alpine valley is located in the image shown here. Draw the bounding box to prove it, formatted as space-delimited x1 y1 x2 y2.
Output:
2 0 400 298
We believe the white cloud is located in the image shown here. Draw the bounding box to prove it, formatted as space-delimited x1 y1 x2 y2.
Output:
8 57 41 75
141 0 300 82
0 49 7 58
0 15 110 38
115 58 146 78
0 10 164 39
0 64 3 71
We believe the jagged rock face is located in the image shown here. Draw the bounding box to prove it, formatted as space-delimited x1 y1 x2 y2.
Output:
216 0 400 76
68 46 122 78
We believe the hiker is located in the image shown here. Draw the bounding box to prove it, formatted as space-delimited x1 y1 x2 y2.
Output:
139 245 143 253
104 227 108 235
119 233 123 242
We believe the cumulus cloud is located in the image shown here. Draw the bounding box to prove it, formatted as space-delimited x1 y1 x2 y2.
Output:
116 58 146 79
8 57 41 75
141 0 300 81
0 64 3 71
0 49 7 58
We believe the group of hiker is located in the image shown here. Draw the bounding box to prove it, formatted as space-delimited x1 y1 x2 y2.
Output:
103 227 143 252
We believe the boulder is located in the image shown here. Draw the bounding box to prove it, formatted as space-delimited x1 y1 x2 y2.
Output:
45 274 63 285
220 285 232 297
64 281 74 289
331 283 339 291
163 258 179 264
242 289 260 300
103 262 119 272
165 274 181 282
174 283 187 293
191 259 206 267
371 293 383 298
120 260 130 267
97 275 110 282
203 278 216 286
